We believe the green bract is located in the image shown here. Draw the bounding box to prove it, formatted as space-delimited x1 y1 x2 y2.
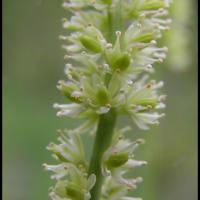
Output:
44 0 171 200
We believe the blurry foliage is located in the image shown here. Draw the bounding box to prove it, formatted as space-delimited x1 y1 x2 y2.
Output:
162 0 197 72
3 0 197 200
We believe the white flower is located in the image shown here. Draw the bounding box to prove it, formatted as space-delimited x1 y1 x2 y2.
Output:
46 131 87 168
46 163 96 200
131 112 165 130
102 134 147 189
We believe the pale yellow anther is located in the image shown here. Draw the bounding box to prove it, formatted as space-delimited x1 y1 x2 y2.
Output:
116 31 121 37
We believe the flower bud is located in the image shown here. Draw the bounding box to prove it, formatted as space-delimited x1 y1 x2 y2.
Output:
66 183 85 200
106 152 129 168
57 81 83 103
112 53 130 71
54 180 68 198
79 35 102 53
96 87 110 105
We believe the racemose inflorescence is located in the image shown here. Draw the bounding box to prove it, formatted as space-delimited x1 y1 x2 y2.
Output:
43 1 171 200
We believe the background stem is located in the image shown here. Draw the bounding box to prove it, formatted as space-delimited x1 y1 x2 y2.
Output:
88 108 117 200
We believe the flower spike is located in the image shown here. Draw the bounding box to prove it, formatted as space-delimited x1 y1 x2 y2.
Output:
44 0 171 199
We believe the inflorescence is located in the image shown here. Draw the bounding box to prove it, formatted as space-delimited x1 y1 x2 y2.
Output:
43 1 171 199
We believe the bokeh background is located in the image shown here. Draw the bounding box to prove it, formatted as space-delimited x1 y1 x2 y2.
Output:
3 0 198 200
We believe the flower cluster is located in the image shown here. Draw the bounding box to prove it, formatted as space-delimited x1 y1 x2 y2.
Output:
100 127 147 200
44 0 170 199
43 131 96 199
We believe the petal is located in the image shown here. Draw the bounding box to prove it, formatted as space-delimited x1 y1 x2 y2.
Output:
96 106 110 114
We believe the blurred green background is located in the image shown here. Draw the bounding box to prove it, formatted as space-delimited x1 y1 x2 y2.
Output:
3 0 197 200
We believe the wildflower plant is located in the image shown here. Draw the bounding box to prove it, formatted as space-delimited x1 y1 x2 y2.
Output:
43 0 171 199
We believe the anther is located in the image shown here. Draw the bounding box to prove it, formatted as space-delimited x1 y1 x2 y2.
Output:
136 138 145 144
59 35 67 40
64 55 71 59
106 43 113 48
159 95 167 101
127 80 133 85
150 40 157 45
103 63 109 70
105 103 111 109
116 31 121 37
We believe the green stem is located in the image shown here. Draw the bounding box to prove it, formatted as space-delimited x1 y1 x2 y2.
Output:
88 1 122 199
115 0 122 32
115 0 124 48
107 0 123 43
88 108 117 200
107 6 114 43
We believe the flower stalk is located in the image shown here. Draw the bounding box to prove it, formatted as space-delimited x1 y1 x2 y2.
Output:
89 108 117 200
